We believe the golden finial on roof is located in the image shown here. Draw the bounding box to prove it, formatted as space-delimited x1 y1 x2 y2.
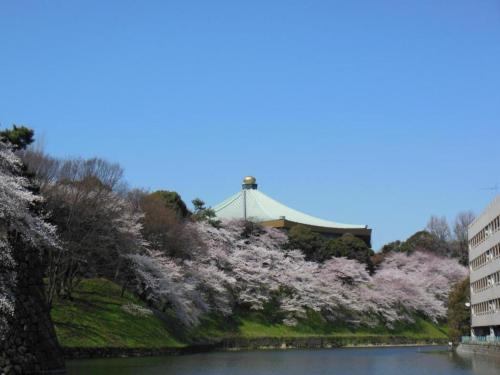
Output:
243 176 256 185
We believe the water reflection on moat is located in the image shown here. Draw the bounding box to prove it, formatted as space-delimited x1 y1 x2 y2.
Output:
67 346 500 375
455 349 500 375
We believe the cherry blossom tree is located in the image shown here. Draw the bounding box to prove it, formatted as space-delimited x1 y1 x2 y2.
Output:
372 251 467 324
129 248 237 326
127 216 468 328
129 250 206 326
0 142 58 339
194 220 467 327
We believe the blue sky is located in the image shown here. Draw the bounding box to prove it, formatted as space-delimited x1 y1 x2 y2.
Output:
1 1 499 249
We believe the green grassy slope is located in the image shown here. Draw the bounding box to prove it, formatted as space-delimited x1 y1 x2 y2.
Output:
188 310 448 342
52 278 448 349
51 278 184 348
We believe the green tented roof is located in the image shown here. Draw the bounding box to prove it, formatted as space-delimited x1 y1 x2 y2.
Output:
213 188 367 230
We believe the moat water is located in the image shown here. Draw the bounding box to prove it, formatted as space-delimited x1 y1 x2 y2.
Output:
66 346 500 375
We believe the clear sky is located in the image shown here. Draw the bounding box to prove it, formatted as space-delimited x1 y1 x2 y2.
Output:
1 1 499 249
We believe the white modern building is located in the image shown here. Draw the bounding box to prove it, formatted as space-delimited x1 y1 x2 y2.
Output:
213 176 372 246
469 196 500 338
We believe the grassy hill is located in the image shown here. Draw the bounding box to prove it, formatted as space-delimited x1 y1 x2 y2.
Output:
51 279 184 348
51 278 448 349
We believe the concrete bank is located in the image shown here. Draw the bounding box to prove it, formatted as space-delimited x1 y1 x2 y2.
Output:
457 343 500 358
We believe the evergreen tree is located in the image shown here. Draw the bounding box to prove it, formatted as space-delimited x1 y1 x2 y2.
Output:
447 277 470 343
150 190 190 218
0 125 34 150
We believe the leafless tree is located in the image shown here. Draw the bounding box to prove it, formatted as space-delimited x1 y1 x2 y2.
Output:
140 193 204 260
22 149 125 191
21 148 60 185
453 211 475 265
22 150 146 305
426 215 451 242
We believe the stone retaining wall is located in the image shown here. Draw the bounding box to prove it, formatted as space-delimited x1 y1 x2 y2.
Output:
63 345 216 360
219 336 447 350
0 238 65 375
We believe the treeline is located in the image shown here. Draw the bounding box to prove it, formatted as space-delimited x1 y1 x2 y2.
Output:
379 214 475 266
286 212 475 275
20 137 216 307
0 126 214 309
286 226 376 273
0 125 470 334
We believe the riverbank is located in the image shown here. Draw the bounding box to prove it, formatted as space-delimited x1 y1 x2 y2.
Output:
52 278 449 360
217 336 447 351
63 338 448 360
